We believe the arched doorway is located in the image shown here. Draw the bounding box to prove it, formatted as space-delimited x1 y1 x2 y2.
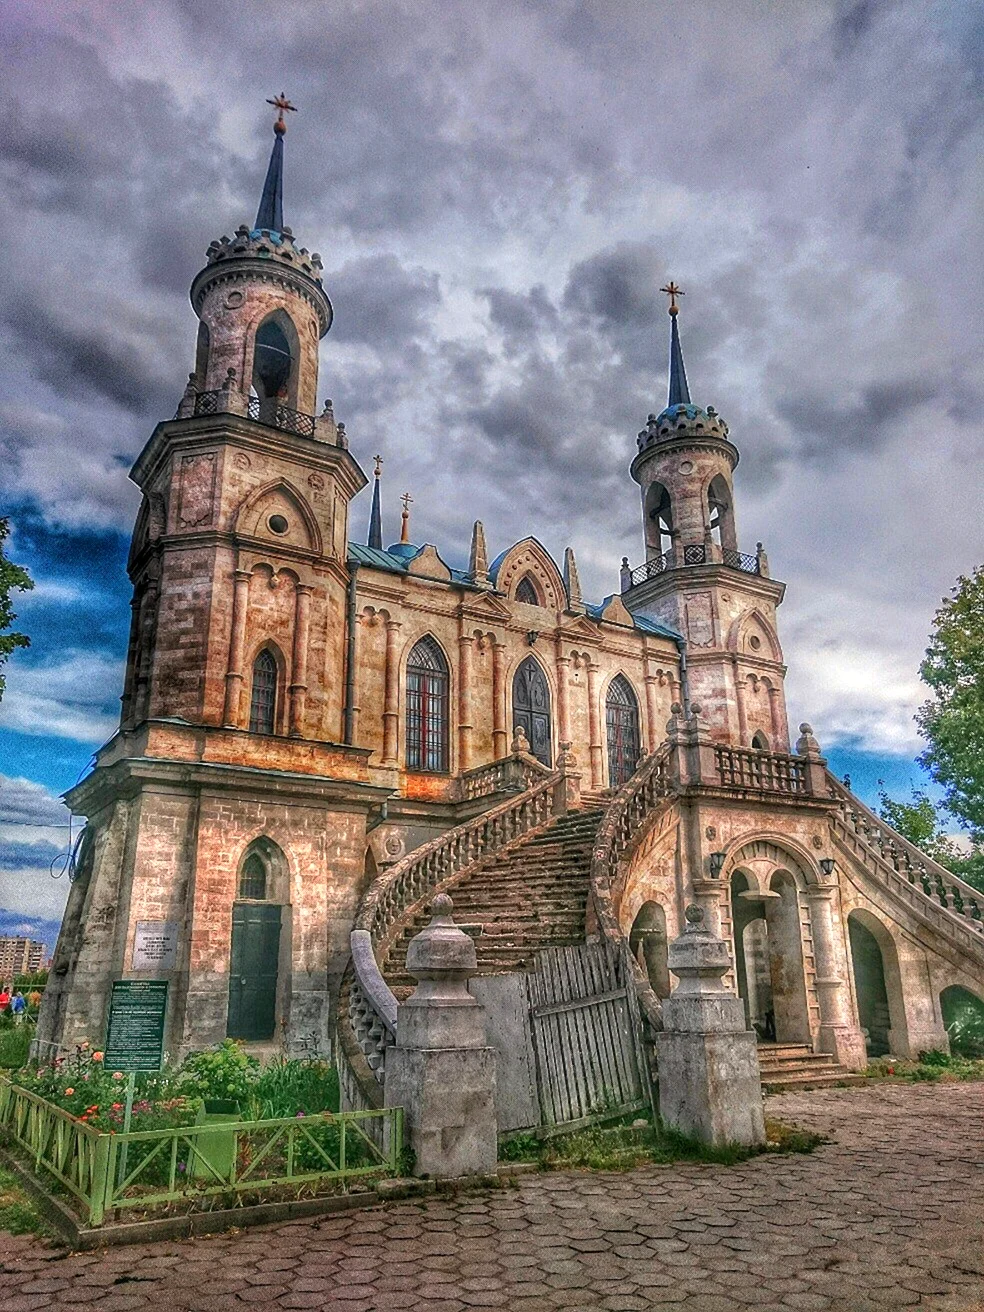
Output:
606 675 641 789
731 867 811 1043
629 902 670 998
512 656 552 766
848 911 896 1056
940 985 984 1057
228 837 289 1042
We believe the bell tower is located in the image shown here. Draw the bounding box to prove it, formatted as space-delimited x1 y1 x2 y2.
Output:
621 286 791 750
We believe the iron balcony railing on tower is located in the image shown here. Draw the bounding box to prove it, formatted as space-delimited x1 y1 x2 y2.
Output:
190 388 317 438
621 544 761 591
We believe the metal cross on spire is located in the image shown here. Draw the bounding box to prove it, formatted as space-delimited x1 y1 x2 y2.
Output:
266 92 297 135
400 491 414 544
373 455 383 477
660 281 685 316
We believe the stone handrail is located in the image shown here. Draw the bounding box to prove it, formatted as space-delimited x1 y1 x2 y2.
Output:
589 746 673 1032
714 744 807 795
346 768 571 1093
452 751 553 802
827 773 984 953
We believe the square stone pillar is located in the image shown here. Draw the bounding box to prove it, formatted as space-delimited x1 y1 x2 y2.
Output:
384 894 498 1178
655 904 765 1147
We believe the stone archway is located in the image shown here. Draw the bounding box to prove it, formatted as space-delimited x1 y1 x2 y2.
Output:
730 865 811 1044
629 901 670 998
848 909 907 1057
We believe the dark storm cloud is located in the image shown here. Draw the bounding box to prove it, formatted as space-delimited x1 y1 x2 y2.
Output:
0 0 981 758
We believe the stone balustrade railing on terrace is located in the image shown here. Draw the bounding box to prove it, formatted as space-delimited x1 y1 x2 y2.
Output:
342 764 578 1105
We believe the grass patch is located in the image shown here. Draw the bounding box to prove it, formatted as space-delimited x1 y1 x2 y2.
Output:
861 1052 984 1085
0 1164 53 1239
500 1114 823 1172
0 1025 32 1071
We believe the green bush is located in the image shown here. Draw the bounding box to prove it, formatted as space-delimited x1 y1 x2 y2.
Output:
918 1048 952 1067
179 1039 259 1106
250 1056 339 1120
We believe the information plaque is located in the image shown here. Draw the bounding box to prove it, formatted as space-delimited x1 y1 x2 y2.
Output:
104 979 169 1072
132 921 179 971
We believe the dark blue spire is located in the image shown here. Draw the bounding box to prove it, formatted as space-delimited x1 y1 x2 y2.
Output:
255 129 285 232
368 458 383 549
667 310 691 407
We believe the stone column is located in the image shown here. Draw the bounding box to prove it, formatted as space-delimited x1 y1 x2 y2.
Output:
384 895 498 1178
120 595 142 726
458 632 474 772
382 617 402 765
555 645 571 747
655 905 765 1147
643 668 659 752
767 684 784 748
733 659 748 744
288 583 313 738
223 569 252 727
491 639 507 759
804 883 867 1071
134 579 160 722
586 660 604 789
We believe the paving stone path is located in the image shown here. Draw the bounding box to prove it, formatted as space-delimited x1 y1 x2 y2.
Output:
2 1081 984 1312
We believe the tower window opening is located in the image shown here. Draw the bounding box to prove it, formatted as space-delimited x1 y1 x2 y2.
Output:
707 474 737 552
751 731 770 750
252 317 294 403
268 514 289 535
249 649 278 734
645 482 674 559
238 851 268 900
406 636 449 772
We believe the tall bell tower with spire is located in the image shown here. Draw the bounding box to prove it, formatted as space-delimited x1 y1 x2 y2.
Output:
622 287 791 750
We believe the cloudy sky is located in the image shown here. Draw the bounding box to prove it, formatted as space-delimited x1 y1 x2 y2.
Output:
0 0 980 945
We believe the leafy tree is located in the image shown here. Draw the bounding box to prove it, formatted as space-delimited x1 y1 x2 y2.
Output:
917 565 984 840
0 517 33 701
877 787 961 867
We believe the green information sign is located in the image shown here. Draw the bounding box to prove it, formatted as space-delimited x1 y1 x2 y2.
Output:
104 979 169 1072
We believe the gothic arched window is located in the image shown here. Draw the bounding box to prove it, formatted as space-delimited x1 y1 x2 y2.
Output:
707 474 737 553
238 851 268 900
406 636 449 772
249 650 278 735
252 316 294 401
606 674 641 789
751 731 770 750
515 575 541 605
645 482 674 559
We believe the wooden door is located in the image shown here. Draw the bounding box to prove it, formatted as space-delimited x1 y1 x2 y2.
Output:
512 656 552 766
227 903 281 1041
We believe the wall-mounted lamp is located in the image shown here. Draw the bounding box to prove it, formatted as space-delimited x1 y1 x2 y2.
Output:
527 630 539 646
709 851 726 877
819 857 835 878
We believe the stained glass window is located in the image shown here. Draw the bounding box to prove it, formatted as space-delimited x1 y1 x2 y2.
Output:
406 636 449 772
515 576 540 605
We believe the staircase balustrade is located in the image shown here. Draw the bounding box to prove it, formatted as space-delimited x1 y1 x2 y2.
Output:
589 748 673 1042
827 774 984 952
453 751 554 801
714 745 807 794
344 770 569 1095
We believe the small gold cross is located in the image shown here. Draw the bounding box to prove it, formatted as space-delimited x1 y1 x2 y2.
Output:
266 93 297 133
401 491 414 513
660 281 685 316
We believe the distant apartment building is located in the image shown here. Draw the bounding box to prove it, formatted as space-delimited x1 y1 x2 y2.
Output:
0 937 46 981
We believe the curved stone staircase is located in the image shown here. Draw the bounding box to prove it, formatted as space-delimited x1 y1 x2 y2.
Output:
337 742 984 1113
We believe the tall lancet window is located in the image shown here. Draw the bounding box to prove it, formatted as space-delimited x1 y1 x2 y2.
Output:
249 650 278 735
406 636 449 772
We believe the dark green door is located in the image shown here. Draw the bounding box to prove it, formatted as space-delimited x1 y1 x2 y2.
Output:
227 903 281 1041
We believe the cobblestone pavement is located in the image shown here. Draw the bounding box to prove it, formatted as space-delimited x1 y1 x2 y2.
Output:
2 1081 984 1312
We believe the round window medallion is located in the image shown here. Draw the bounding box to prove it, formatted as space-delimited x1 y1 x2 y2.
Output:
268 514 289 535
679 460 694 473
224 290 245 309
749 635 762 650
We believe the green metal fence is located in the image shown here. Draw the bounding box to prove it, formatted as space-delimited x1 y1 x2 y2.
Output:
0 1078 403 1227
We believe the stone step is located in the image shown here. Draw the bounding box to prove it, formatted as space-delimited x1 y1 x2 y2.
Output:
761 1068 867 1092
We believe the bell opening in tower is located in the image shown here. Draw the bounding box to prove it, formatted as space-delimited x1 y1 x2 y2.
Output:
252 314 297 419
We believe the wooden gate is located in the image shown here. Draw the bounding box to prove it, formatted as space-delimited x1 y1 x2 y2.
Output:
526 941 650 1131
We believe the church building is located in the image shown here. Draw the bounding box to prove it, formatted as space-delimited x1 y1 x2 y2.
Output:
38 105 984 1102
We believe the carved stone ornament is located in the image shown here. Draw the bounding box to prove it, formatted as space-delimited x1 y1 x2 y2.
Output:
233 452 251 470
308 473 326 491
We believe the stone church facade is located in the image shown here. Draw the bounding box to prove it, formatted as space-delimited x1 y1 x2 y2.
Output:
38 114 984 1089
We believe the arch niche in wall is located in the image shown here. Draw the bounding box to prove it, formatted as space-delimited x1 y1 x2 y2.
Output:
848 909 908 1057
227 837 291 1043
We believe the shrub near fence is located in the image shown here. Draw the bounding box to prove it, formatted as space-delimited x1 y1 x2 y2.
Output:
0 1077 402 1227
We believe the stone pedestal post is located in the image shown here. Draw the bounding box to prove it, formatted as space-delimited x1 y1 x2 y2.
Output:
384 895 498 1179
804 883 867 1070
655 905 765 1147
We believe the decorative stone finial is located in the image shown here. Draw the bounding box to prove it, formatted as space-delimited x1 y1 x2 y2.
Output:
511 725 531 755
684 903 705 927
557 741 578 769
431 892 453 918
796 722 821 757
